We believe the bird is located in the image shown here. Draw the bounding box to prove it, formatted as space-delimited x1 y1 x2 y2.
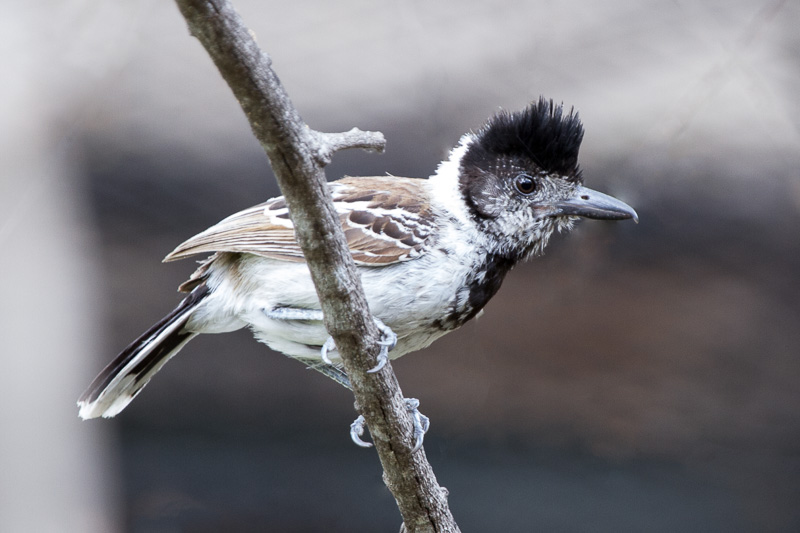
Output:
78 97 637 449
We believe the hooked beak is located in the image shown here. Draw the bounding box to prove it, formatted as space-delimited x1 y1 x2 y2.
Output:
553 185 638 223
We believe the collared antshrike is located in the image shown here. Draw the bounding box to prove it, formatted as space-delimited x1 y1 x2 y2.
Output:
78 98 637 450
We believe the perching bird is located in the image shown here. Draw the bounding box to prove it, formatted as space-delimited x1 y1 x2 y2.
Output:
78 98 637 448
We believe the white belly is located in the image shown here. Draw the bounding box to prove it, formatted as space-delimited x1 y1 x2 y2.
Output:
188 250 478 362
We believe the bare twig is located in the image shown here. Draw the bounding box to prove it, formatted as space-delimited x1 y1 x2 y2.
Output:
173 1 460 531
313 128 387 164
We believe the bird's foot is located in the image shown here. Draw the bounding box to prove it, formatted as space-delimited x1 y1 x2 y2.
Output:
350 415 371 448
349 398 430 452
320 317 397 372
405 398 430 452
367 317 397 373
320 336 337 365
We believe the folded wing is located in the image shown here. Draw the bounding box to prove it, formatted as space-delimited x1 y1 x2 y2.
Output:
164 176 435 266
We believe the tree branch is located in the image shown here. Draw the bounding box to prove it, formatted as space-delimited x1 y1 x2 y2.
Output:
173 1 460 531
312 128 387 165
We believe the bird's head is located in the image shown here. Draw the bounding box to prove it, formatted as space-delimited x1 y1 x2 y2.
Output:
452 97 637 260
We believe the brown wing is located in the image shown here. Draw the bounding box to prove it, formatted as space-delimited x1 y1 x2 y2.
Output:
164 176 435 266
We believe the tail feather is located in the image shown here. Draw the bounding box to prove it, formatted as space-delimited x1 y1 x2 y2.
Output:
78 284 209 419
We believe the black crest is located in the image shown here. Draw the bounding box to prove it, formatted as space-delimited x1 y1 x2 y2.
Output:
463 97 584 179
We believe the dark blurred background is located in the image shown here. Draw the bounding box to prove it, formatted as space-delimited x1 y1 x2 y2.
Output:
2 0 799 531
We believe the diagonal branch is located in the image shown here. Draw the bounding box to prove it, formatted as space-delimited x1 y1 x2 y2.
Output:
173 1 460 531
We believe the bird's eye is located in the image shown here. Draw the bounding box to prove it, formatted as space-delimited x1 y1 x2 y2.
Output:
514 174 536 195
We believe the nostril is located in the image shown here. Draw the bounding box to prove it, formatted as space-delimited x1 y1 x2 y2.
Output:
581 195 589 200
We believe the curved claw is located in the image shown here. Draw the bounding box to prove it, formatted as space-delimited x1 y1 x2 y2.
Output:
349 400 430 452
367 318 398 373
320 336 336 365
367 353 388 374
350 415 373 448
405 398 430 453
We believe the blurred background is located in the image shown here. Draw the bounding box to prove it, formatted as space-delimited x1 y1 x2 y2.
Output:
2 0 799 531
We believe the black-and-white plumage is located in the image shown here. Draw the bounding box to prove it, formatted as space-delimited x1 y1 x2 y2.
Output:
78 98 637 428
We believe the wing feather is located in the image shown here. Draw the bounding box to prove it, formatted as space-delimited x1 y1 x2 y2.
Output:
164 176 434 266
